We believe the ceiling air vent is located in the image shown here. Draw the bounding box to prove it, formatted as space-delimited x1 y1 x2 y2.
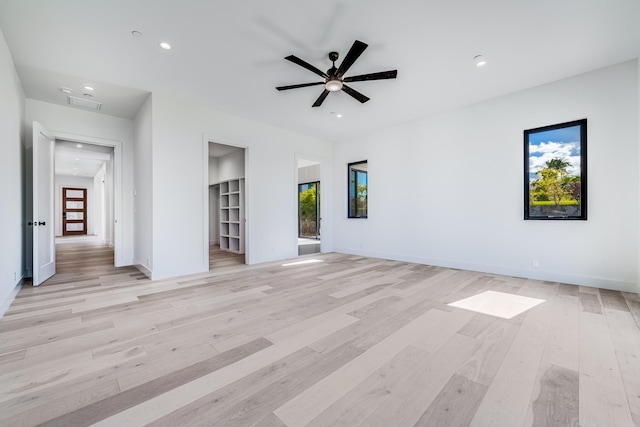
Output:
67 95 102 111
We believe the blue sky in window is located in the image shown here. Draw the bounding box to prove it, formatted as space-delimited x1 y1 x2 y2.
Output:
528 125 581 183
358 171 368 186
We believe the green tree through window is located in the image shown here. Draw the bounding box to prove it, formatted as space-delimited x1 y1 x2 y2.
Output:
348 161 368 218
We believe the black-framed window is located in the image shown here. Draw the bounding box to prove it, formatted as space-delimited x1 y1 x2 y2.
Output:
524 119 587 220
348 161 368 218
298 181 320 238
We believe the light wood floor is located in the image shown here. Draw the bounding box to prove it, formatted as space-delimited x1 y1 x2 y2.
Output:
1 243 640 426
210 244 245 270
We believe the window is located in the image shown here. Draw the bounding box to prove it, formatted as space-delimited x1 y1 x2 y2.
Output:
524 119 587 220
299 182 320 238
348 161 368 218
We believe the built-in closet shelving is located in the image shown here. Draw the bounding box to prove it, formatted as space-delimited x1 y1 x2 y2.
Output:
219 178 244 254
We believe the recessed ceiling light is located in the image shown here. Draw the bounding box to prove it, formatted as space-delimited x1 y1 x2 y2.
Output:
159 42 171 50
474 55 487 67
76 144 83 148
131 30 144 38
74 158 79 161
84 85 94 91
60 87 73 94
336 114 343 118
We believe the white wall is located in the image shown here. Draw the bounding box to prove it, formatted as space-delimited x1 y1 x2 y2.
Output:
209 149 244 184
218 149 244 182
209 186 219 245
93 164 107 242
105 152 114 245
133 95 153 271
333 60 639 292
54 175 94 236
25 99 135 266
208 156 219 185
150 92 333 279
0 28 26 314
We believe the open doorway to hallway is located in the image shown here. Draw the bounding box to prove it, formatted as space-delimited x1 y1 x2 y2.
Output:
298 158 321 256
54 140 115 268
208 142 246 270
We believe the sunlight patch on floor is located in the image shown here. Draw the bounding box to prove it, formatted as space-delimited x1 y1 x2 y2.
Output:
448 290 545 319
282 259 324 267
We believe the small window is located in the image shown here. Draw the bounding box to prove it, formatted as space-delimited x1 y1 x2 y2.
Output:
524 119 587 220
348 161 368 218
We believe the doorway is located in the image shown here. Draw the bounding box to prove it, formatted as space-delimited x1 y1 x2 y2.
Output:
208 141 247 270
54 140 113 242
297 158 321 255
53 139 115 272
28 124 122 285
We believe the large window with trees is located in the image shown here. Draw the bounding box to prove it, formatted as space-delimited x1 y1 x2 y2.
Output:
348 161 368 218
524 119 587 220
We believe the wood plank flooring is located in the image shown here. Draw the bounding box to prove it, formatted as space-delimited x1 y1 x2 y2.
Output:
1 243 640 426
210 244 245 270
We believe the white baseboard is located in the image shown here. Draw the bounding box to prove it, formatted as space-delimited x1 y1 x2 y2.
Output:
0 279 23 319
333 247 640 293
135 263 152 279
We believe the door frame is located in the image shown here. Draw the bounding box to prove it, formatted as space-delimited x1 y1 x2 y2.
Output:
202 134 250 266
51 131 124 266
295 153 327 254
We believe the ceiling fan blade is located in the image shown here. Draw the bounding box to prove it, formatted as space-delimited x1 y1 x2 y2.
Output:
342 84 370 103
276 82 325 91
312 89 330 107
285 55 329 78
344 70 397 83
336 40 368 78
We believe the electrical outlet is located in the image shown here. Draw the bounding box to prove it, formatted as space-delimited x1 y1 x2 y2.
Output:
532 259 539 269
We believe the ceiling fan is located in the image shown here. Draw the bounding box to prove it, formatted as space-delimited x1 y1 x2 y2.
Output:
276 40 397 107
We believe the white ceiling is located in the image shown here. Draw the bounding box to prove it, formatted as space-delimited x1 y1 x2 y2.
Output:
209 142 242 159
1 0 639 143
55 140 112 178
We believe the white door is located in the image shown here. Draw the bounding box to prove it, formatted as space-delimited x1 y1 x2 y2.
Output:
32 122 55 285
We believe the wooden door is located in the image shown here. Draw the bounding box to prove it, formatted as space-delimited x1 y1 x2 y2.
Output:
62 187 87 235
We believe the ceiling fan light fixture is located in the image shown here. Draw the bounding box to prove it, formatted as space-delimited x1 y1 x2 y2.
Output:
325 79 343 92
474 55 487 67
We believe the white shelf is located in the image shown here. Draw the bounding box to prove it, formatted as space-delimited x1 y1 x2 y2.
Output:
230 223 239 237
219 178 244 254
